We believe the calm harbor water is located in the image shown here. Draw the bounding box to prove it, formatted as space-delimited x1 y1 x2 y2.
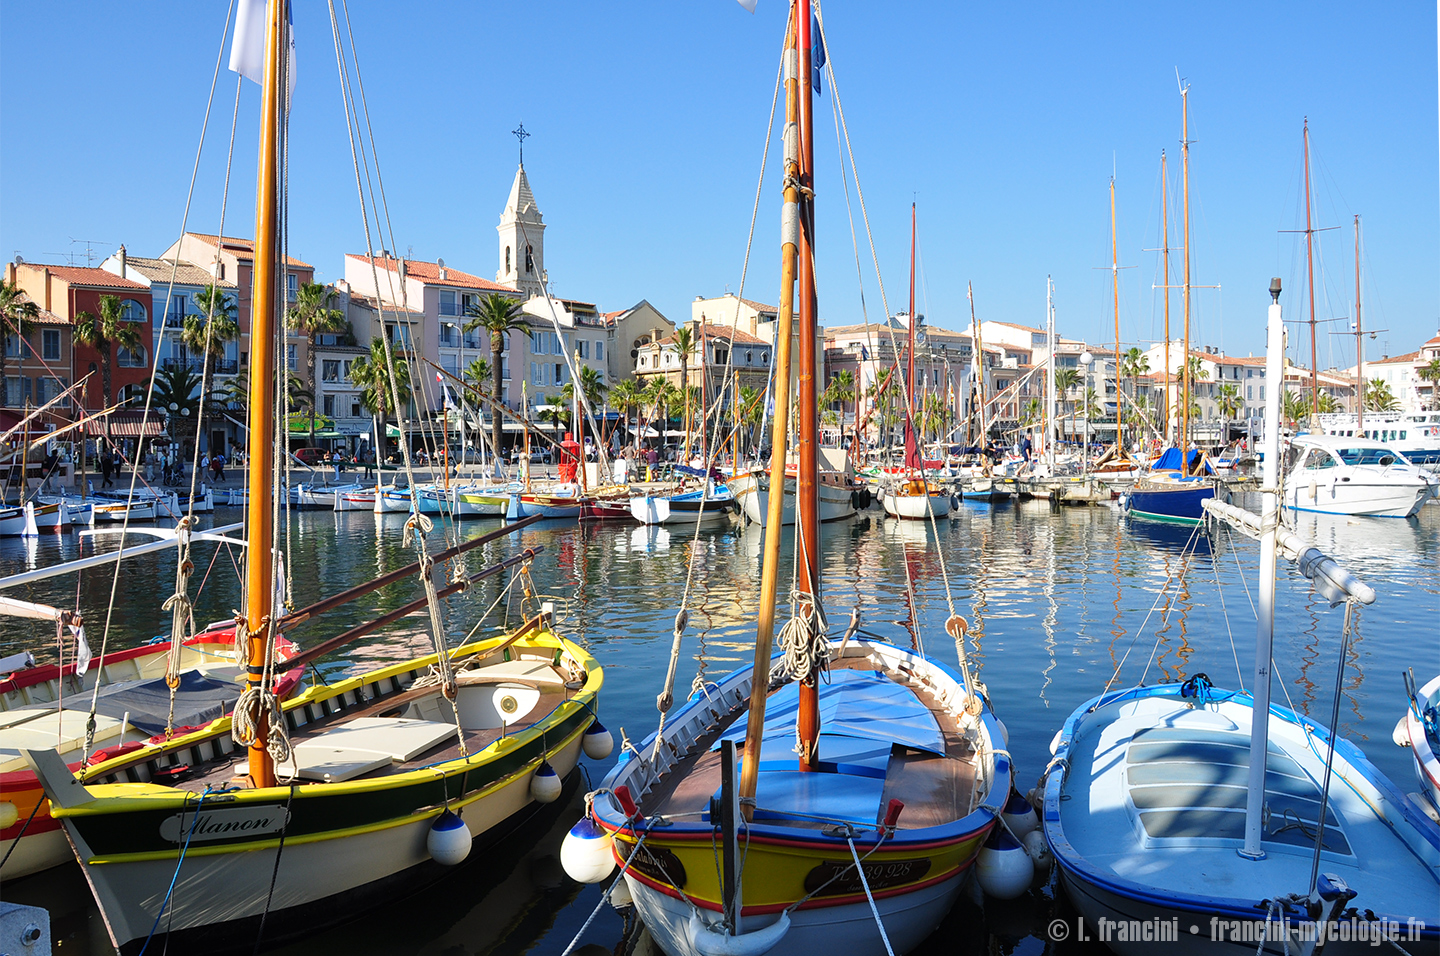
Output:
4 497 1437 954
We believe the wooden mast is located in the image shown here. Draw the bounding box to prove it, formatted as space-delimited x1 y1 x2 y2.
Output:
1110 177 1125 453
740 1 800 815
244 0 284 789
794 0 821 772
1160 150 1172 447
970 283 985 445
1180 84 1192 471
1303 118 1319 419
1354 214 1363 430
907 202 917 469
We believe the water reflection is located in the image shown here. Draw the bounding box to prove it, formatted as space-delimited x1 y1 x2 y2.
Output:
3 501 1435 955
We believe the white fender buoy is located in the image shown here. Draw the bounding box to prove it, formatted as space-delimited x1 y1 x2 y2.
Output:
427 809 472 865
1001 790 1038 839
1023 830 1053 873
608 877 634 909
1393 716 1412 748
1048 729 1063 755
688 910 791 956
560 816 616 884
583 720 614 760
0 800 17 830
531 760 562 803
976 826 1031 900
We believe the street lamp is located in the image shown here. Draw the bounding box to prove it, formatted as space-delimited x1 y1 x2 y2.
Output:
1079 351 1093 471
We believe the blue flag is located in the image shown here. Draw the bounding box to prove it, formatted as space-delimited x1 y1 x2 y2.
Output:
812 14 826 95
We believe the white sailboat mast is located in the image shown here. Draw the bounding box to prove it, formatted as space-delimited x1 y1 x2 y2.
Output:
1242 278 1285 860
1046 276 1056 471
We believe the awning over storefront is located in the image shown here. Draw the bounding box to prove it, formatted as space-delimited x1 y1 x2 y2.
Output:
83 412 165 438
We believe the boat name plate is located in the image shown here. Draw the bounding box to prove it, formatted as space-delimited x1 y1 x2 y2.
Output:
159 806 292 843
803 857 931 895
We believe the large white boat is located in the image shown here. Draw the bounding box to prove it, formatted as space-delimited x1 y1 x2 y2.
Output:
1283 434 1433 518
1316 410 1440 466
728 448 863 525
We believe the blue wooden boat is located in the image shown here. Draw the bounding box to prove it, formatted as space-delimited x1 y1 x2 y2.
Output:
1122 449 1215 525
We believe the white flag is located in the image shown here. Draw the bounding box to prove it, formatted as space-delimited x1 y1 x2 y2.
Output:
736 0 758 11
230 0 296 97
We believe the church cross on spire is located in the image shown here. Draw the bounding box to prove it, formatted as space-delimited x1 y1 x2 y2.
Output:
512 123 530 167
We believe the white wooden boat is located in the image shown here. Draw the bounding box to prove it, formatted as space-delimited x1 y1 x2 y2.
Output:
628 484 736 527
728 468 860 525
879 478 951 520
333 486 377 511
453 482 518 517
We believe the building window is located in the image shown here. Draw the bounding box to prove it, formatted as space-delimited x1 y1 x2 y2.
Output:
578 340 589 360
554 363 564 385
119 299 147 323
351 400 361 418
117 346 146 368
5 335 30 358
525 244 534 274
342 360 354 381
286 273 298 301
439 290 458 316
595 341 603 361
322 395 336 416
761 350 769 364
505 247 511 275
1246 385 1252 400
746 350 753 364
639 355 647 368
287 344 297 369
42 329 61 361
461 293 476 315
531 362 540 386
322 359 341 382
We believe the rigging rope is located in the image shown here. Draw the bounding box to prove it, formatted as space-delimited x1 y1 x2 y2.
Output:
83 0 237 763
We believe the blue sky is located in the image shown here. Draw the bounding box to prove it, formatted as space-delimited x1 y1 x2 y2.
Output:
2 1 1436 368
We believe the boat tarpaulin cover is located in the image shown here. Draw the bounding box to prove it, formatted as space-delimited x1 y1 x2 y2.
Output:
63 670 240 736
718 668 944 756
1151 447 1214 475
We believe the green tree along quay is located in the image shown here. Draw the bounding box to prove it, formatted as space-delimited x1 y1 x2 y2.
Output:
350 338 412 462
1366 377 1399 413
287 282 347 445
1417 358 1440 410
1216 383 1242 421
74 295 142 410
608 378 646 451
464 293 530 460
148 363 203 450
0 279 39 408
185 284 240 450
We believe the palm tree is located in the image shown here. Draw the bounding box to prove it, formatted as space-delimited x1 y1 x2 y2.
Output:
463 292 531 461
1365 378 1399 413
736 384 764 457
462 357 492 397
1282 389 1309 424
1316 391 1340 414
0 280 39 408
1053 367 1081 436
1418 357 1440 410
1120 347 1150 395
608 378 647 450
1021 397 1043 427
184 285 240 452
286 282 347 445
74 294 142 411
537 394 569 431
349 338 413 464
645 378 679 439
1216 383 1242 421
148 364 203 451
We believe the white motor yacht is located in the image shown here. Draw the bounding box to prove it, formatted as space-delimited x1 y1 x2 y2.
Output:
1283 434 1433 518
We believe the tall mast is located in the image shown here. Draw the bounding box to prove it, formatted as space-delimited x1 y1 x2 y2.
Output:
1161 150 1172 445
1110 176 1123 451
1045 276 1056 472
1180 84 1192 468
908 202 917 422
740 1 800 815
1354 214 1363 430
244 0 284 789
794 0 821 772
970 282 985 443
1303 118 1319 419
1243 277 1285 859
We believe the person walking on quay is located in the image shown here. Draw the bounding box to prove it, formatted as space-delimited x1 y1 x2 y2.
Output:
645 445 658 481
100 449 114 489
1021 430 1033 464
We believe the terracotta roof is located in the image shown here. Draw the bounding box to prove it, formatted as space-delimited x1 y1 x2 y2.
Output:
346 293 424 318
1371 350 1421 365
116 256 234 289
1424 332 1440 347
187 234 313 269
349 255 513 292
22 263 147 291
